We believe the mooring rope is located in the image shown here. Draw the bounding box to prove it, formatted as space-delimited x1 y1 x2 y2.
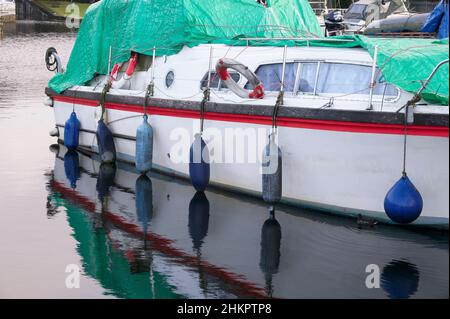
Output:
402 105 409 177
71 86 79 113
400 93 420 176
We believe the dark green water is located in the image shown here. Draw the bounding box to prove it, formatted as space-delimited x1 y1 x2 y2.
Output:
0 21 448 299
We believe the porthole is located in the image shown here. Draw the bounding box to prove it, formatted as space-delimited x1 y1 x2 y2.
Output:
165 70 175 88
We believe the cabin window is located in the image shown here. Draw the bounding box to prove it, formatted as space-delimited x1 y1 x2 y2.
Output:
298 62 318 93
165 71 175 88
373 75 398 98
296 62 398 98
316 63 372 95
246 63 298 92
237 61 398 100
200 72 241 90
344 4 367 20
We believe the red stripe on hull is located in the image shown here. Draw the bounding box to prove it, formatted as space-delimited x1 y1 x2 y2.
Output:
53 95 449 137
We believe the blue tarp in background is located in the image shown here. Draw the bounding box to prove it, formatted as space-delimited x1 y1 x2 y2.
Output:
421 0 449 39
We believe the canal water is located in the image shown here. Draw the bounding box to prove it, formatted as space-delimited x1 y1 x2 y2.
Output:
0 22 448 299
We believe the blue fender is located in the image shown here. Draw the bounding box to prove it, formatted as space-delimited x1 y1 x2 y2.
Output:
384 174 423 224
64 112 80 150
135 115 153 173
262 138 282 205
96 119 116 164
189 134 210 192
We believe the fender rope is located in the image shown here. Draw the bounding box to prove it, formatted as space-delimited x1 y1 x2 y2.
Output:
99 81 112 121
200 88 210 134
272 91 284 130
144 82 154 116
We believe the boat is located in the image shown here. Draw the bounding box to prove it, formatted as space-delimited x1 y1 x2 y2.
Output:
363 12 431 37
364 0 449 38
0 0 14 12
44 0 449 229
325 0 410 35
0 1 15 39
47 145 449 298
15 0 93 21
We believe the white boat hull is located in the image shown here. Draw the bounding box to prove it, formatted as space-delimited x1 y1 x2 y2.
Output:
52 99 449 228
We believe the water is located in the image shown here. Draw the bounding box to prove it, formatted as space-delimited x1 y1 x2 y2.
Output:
0 22 448 299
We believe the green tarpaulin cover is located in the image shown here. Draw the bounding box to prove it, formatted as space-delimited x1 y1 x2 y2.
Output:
356 37 448 106
49 0 449 106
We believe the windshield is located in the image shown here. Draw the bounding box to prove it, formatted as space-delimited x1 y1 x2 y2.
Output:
344 4 367 20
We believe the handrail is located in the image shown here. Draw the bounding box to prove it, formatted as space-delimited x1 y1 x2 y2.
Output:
416 59 449 97
367 45 379 110
396 59 449 112
239 37 355 42
239 37 356 48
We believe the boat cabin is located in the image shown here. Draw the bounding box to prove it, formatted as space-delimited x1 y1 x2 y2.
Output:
88 44 430 113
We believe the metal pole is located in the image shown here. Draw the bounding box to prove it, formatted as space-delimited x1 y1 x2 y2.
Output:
200 46 214 134
280 45 288 92
107 46 112 77
207 46 214 89
367 45 378 110
151 46 156 84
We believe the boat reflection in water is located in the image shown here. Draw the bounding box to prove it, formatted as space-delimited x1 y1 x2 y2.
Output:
46 145 448 299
